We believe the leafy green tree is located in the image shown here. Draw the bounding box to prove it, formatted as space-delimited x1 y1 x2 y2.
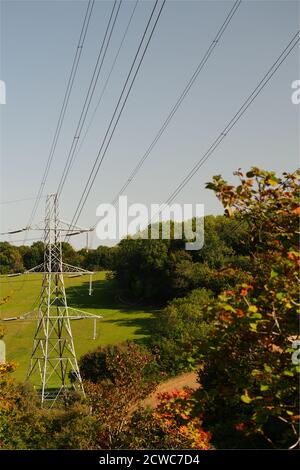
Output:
112 215 251 302
81 245 115 271
20 241 44 270
113 238 171 300
61 242 81 266
0 242 24 274
149 288 212 374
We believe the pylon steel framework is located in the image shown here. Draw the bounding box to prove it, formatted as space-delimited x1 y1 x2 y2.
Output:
26 194 94 406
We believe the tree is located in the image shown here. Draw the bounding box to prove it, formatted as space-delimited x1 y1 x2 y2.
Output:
149 288 212 375
193 168 299 448
82 342 157 448
0 242 24 274
20 241 44 270
82 245 115 271
61 242 81 266
121 388 212 449
113 238 171 300
112 215 251 302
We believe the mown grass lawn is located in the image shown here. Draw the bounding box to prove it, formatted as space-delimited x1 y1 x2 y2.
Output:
0 272 159 383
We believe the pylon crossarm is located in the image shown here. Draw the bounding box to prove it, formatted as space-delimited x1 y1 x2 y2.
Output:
29 228 88 232
1 263 44 278
67 306 103 319
29 221 89 232
59 219 93 232
61 262 93 274
1 308 38 322
34 270 93 274
37 315 97 320
24 263 45 273
3 264 94 276
0 227 29 235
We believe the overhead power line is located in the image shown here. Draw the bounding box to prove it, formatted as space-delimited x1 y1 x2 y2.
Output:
0 195 47 205
57 0 123 197
65 0 166 240
66 0 139 179
26 0 95 229
110 0 242 208
154 30 300 220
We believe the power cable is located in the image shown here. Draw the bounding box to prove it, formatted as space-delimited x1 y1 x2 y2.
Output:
57 0 123 197
110 0 242 208
65 0 166 239
66 0 139 178
0 195 47 205
27 0 95 228
152 30 300 222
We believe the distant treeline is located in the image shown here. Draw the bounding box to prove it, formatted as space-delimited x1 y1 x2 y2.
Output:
0 215 251 301
0 239 115 274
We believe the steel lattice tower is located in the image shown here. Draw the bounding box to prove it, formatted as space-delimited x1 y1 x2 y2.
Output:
27 194 85 406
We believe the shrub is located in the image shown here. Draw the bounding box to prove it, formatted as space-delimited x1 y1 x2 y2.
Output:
149 288 212 375
120 388 212 449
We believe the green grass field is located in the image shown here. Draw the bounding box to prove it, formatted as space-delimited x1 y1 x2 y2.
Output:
0 272 158 383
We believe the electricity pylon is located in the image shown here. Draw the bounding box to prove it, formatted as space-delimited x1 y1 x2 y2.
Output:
25 194 96 406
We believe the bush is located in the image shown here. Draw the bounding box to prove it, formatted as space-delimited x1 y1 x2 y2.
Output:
79 342 156 385
119 388 212 449
0 362 95 449
81 342 158 448
149 288 212 375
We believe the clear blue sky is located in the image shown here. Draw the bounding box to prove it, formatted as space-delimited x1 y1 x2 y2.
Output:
0 0 299 247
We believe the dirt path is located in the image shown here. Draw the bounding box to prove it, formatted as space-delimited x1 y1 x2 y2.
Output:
142 371 199 409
